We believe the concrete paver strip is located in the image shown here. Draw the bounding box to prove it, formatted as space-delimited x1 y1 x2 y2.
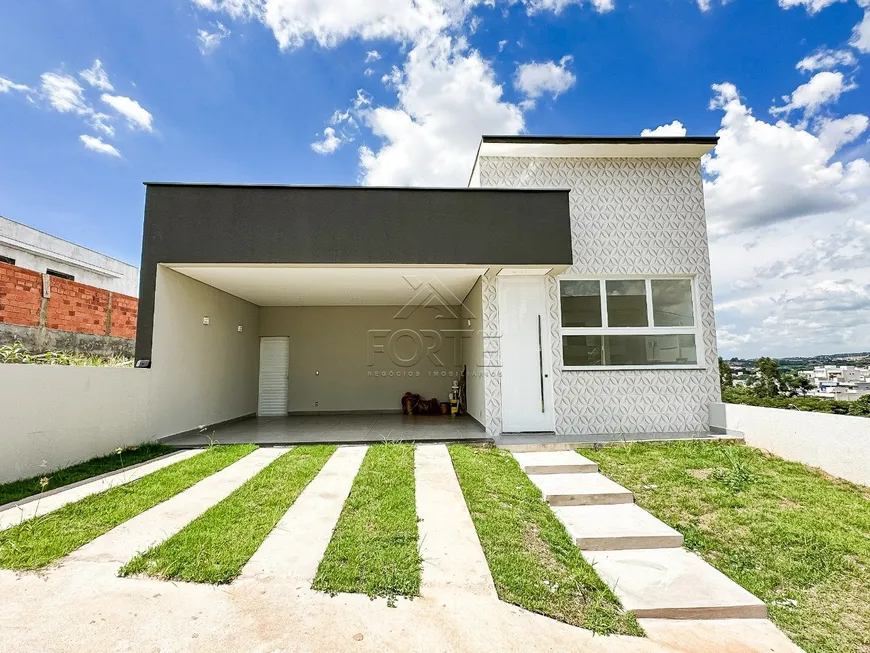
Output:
584 547 768 620
638 618 804 653
239 445 367 585
553 503 684 551
0 449 202 532
415 444 498 599
529 472 634 506
64 447 288 571
513 450 598 474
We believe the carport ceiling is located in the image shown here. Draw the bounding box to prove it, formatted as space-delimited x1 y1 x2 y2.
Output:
168 265 489 306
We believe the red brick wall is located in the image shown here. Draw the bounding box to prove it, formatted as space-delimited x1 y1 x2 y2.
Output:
0 262 138 340
46 276 110 336
0 263 42 327
109 293 138 339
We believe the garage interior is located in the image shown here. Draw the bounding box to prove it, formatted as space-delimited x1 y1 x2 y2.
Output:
150 263 490 446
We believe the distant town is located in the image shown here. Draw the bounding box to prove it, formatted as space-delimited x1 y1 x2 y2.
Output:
726 352 870 402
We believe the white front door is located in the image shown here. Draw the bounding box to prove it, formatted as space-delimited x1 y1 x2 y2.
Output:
498 277 555 433
258 336 290 417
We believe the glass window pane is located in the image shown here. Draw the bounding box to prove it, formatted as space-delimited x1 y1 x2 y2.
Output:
606 280 648 327
604 334 697 366
560 280 602 327
651 279 694 327
562 335 604 366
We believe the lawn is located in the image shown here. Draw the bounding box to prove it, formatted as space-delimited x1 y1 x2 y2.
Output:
312 443 420 603
0 445 255 570
447 445 642 636
0 443 174 507
120 445 336 583
584 441 870 653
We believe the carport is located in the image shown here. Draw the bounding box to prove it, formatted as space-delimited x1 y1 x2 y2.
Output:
134 183 573 444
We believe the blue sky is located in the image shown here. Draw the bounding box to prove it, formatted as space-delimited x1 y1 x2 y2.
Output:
2 0 869 357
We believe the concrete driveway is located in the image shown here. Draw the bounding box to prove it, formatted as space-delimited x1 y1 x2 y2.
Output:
0 444 799 652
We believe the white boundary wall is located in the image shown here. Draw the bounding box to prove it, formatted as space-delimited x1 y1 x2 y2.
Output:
0 365 152 484
709 402 870 486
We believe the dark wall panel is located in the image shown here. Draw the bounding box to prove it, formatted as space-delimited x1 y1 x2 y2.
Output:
135 185 572 361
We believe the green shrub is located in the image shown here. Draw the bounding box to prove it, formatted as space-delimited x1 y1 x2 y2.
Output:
722 386 870 418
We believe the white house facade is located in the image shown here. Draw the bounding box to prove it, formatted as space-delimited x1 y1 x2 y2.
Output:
132 136 721 443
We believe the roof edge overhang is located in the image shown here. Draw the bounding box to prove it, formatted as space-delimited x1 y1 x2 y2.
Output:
468 135 719 187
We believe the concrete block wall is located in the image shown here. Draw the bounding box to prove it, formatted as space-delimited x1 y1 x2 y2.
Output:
0 261 139 344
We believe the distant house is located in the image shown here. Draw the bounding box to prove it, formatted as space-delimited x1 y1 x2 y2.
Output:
0 215 138 297
0 215 139 355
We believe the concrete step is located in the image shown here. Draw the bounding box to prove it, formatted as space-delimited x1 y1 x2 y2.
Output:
513 451 598 475
584 547 768 620
553 503 684 551
529 472 634 506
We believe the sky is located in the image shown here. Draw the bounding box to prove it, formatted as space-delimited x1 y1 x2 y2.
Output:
1 0 869 359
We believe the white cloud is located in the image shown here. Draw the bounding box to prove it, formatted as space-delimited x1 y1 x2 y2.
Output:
191 0 468 49
365 50 381 63
853 5 870 53
100 94 154 131
520 0 614 13
0 77 31 93
641 120 687 137
356 35 524 186
497 39 507 52
769 71 856 120
79 59 114 91
192 0 259 18
198 22 231 54
514 55 576 109
79 134 121 157
311 127 345 154
703 79 870 356
796 48 857 72
704 82 870 235
777 0 845 13
40 73 90 114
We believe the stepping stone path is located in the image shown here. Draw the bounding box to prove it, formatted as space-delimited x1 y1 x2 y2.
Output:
514 450 768 621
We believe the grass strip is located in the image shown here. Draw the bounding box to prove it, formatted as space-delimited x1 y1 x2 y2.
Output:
0 445 256 571
448 445 642 636
583 441 870 653
312 443 420 602
0 443 174 507
120 445 336 583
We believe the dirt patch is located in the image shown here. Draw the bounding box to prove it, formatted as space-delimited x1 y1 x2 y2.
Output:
779 497 801 510
687 469 713 480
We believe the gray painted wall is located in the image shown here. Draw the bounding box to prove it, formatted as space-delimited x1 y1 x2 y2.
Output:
259 305 462 413
0 216 139 296
479 156 720 435
135 184 571 362
149 266 260 438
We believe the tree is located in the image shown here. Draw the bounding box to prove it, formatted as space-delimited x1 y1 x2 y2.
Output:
781 372 812 397
753 356 781 398
718 357 733 389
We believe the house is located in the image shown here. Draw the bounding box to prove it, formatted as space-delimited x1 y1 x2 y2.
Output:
0 215 139 296
0 215 139 355
135 135 721 441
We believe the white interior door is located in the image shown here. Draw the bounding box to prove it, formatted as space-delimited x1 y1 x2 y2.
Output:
258 336 290 417
498 277 555 433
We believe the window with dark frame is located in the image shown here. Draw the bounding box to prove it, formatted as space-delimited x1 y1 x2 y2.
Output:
46 269 75 281
559 278 700 368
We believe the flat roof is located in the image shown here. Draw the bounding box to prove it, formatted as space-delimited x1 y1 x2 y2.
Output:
468 135 719 187
142 182 564 192
480 135 719 146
